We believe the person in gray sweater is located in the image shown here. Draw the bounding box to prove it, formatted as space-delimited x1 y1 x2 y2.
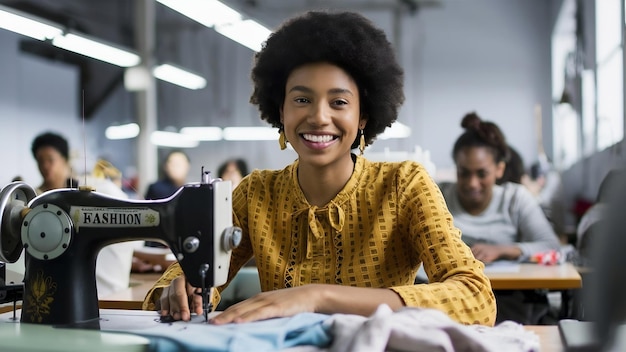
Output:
441 112 561 324
438 181 560 263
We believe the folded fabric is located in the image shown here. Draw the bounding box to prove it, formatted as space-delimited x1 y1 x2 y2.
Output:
325 305 540 352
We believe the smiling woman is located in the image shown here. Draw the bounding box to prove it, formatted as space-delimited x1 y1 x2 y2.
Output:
143 10 496 327
441 112 560 264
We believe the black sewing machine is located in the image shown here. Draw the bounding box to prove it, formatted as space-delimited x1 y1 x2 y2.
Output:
0 169 240 328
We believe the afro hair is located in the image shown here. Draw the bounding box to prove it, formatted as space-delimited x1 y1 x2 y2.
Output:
250 11 405 148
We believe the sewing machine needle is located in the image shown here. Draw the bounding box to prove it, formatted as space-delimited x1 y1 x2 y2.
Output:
205 287 214 323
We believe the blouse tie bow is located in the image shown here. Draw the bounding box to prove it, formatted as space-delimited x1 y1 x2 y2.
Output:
292 201 345 259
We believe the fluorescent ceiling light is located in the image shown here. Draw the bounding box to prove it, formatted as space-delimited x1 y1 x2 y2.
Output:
150 131 199 148
0 5 143 68
222 127 277 141
0 5 63 40
105 123 140 140
153 64 207 90
156 0 270 52
124 65 152 91
180 126 222 141
52 32 140 67
215 19 271 52
156 0 241 27
378 122 412 140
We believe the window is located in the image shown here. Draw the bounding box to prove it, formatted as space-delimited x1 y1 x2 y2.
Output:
595 0 624 150
581 69 596 156
551 0 579 170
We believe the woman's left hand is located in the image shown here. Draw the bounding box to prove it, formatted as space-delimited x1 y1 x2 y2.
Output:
210 285 322 325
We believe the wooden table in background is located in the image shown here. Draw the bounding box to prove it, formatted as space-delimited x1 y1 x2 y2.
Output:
486 263 582 290
99 272 162 310
526 325 562 352
103 263 584 309
1 270 160 312
11 262 584 312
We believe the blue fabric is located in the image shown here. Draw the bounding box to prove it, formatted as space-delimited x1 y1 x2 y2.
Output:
124 313 332 352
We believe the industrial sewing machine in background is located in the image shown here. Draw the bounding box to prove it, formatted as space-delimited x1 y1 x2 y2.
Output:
0 168 240 328
0 261 22 312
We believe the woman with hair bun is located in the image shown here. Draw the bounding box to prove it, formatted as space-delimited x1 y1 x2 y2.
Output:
439 112 560 324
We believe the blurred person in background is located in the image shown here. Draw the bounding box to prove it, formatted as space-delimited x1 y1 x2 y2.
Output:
522 158 567 240
142 149 190 249
82 158 143 298
218 158 255 267
31 131 78 193
575 168 626 263
145 150 191 200
497 145 525 185
217 158 249 189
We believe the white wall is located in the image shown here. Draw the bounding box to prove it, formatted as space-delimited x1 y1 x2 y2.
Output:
406 0 553 176
0 30 86 187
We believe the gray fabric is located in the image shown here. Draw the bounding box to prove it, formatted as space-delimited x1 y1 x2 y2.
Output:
325 305 540 352
439 182 560 260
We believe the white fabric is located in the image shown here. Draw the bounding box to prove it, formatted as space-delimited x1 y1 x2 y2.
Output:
96 241 143 298
325 305 540 352
85 176 144 298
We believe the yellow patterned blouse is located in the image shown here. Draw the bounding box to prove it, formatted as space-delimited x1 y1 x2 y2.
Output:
143 155 496 326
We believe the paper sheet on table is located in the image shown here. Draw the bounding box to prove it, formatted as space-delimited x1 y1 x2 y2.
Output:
483 261 521 273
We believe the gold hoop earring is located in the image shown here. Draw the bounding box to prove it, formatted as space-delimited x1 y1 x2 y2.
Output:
358 129 365 155
279 128 287 150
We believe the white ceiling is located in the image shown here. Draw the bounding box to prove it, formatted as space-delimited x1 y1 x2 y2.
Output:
0 0 442 122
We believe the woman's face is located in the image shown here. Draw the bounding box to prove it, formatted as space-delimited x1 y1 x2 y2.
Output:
35 146 68 185
281 62 365 168
164 152 190 184
455 146 505 212
221 162 243 188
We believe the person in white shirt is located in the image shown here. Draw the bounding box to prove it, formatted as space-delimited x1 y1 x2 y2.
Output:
78 159 144 298
576 168 626 263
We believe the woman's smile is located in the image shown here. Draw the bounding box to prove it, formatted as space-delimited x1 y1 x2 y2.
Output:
300 132 339 150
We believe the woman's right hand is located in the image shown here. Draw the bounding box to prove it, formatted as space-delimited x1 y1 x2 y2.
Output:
471 243 522 263
158 276 203 321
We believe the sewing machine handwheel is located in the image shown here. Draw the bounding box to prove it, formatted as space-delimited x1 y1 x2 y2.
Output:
0 182 36 263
